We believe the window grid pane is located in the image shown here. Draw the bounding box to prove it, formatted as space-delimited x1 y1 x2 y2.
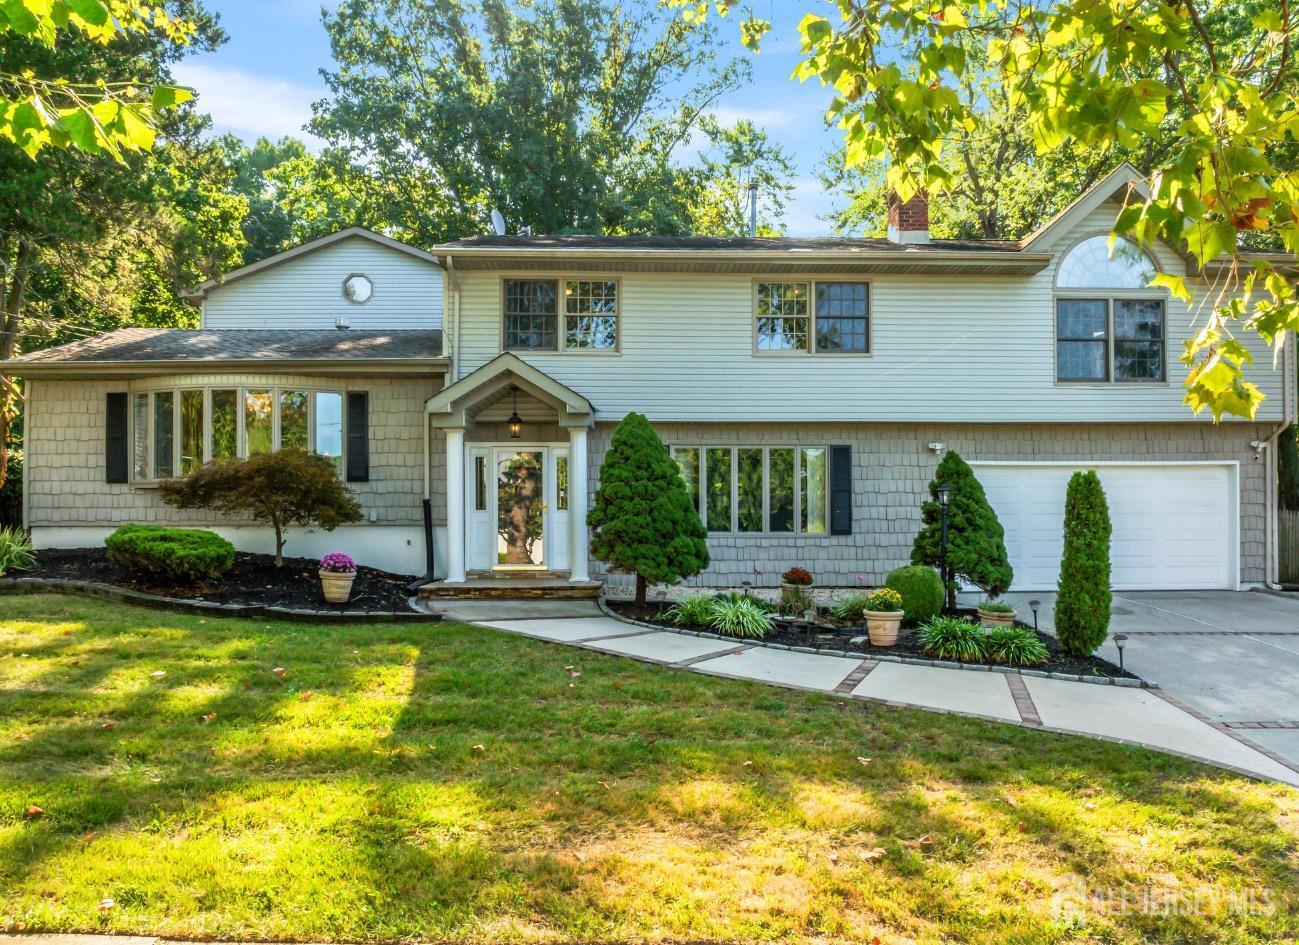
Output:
505 279 558 350
180 390 204 475
564 281 617 350
244 389 273 456
815 282 869 352
211 389 238 460
674 447 701 515
556 455 569 510
706 448 732 532
756 282 809 351
769 448 795 532
132 393 148 480
280 389 309 451
152 392 174 479
1056 299 1109 381
314 391 343 475
737 448 763 533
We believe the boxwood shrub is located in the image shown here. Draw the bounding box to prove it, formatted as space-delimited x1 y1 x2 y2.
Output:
885 565 944 625
105 524 235 584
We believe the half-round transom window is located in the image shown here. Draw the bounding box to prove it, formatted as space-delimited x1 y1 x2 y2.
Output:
1056 235 1157 290
342 273 374 304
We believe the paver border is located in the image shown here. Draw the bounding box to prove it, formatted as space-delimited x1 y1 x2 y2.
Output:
596 597 1152 688
0 577 441 624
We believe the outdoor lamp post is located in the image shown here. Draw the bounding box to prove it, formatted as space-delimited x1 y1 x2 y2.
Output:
936 482 952 611
1028 599 1042 632
1114 633 1129 672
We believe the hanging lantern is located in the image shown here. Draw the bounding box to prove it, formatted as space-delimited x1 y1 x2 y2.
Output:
507 387 523 439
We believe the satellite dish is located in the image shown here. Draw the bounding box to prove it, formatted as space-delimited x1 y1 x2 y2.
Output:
490 208 506 236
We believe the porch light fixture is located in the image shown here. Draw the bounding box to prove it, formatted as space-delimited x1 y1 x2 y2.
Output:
507 387 523 439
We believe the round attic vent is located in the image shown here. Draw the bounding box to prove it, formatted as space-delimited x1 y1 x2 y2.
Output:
342 273 374 304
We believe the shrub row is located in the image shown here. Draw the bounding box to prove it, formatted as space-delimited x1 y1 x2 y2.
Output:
105 524 235 584
915 615 1049 667
667 592 774 639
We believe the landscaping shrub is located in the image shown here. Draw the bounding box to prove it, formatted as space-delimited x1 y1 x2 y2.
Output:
884 565 944 625
709 594 773 638
666 592 715 627
0 453 22 529
984 626 1049 666
916 615 986 662
159 449 362 567
588 413 708 605
830 592 870 623
910 451 1013 606
105 524 235 584
1055 470 1112 657
0 525 35 575
865 587 903 612
781 567 813 585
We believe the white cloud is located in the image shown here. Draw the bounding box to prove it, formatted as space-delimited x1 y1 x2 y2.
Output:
711 104 803 131
172 62 324 145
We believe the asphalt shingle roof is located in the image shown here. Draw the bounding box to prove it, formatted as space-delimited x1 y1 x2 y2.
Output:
433 234 1023 253
12 328 444 364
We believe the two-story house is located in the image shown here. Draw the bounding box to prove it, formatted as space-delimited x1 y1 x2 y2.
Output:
8 165 1295 593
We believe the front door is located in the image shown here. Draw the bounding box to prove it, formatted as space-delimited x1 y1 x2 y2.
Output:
495 448 545 569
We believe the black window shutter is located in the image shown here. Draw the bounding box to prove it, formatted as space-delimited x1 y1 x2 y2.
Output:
829 444 852 536
105 392 129 484
346 391 369 482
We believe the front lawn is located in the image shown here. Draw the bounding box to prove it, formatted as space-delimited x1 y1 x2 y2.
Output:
1 594 1295 944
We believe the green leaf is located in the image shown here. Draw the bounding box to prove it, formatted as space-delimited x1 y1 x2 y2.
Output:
1150 273 1191 302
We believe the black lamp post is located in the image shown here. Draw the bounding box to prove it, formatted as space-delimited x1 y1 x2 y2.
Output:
1113 633 1128 672
1028 599 1041 632
936 482 952 611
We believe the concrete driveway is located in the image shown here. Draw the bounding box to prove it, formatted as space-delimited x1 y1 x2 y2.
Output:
988 590 1299 766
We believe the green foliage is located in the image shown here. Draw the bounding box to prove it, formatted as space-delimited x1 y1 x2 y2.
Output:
588 413 709 604
985 626 1050 667
979 600 1015 614
665 593 716 628
159 449 362 567
830 592 871 623
689 0 1299 421
865 588 903 612
884 565 945 626
708 594 772 638
1055 471 1113 657
104 524 234 584
1279 424 1299 512
916 616 987 663
688 118 795 235
0 452 21 528
0 525 34 576
911 451 1013 601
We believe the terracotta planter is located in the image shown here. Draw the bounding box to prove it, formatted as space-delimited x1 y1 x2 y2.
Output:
320 570 356 603
779 581 814 597
978 608 1016 629
865 609 905 646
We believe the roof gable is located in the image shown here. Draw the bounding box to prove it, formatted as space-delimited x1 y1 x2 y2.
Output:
1020 163 1150 252
183 227 441 299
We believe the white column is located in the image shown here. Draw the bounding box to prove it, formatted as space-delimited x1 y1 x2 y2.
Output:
568 426 590 582
444 427 467 583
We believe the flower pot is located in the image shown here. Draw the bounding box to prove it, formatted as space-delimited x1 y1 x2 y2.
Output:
865 610 905 646
779 581 813 596
320 570 356 603
978 608 1016 629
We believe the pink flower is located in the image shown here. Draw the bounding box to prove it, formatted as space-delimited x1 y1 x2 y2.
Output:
320 552 357 573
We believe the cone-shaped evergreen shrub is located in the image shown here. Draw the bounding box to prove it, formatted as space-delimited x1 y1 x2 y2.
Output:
1054 470 1112 656
911 451 1013 605
588 413 709 604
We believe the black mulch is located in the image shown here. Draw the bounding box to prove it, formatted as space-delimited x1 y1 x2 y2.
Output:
607 600 1136 680
22 548 421 613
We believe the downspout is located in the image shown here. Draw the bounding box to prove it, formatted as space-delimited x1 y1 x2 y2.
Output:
20 379 29 534
1263 336 1297 590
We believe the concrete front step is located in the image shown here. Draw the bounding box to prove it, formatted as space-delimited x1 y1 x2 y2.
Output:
418 576 603 600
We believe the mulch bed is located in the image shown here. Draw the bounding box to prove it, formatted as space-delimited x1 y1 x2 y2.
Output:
21 548 421 613
607 600 1136 680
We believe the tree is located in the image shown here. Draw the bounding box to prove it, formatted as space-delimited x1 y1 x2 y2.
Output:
215 135 310 264
588 413 709 605
159 449 363 567
688 118 796 236
1 0 195 159
681 0 1299 421
1055 471 1113 657
312 0 750 240
911 451 1013 607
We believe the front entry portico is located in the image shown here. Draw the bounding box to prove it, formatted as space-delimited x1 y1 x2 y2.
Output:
426 354 594 587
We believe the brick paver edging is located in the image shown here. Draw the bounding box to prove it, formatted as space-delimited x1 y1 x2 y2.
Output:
596 597 1151 689
0 577 441 624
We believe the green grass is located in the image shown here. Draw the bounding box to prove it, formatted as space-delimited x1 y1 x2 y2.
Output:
0 594 1296 944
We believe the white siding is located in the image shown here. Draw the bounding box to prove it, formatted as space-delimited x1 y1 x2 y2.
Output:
452 206 1286 423
203 237 443 330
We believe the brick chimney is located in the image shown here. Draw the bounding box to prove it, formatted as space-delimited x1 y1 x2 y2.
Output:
887 190 930 244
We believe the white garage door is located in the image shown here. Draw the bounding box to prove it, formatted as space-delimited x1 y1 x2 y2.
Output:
972 463 1237 591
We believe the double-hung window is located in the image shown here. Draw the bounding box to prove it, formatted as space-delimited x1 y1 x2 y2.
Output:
1055 235 1165 383
131 386 346 480
755 281 870 354
503 278 618 351
672 445 828 535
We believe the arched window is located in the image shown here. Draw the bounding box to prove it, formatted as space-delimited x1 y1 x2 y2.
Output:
1055 236 1165 383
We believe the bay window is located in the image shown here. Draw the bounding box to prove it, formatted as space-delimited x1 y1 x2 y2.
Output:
130 386 347 481
674 445 828 535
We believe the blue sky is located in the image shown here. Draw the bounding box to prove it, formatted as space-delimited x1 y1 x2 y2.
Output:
174 0 849 235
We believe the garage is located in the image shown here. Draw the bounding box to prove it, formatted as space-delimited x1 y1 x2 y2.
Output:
971 462 1238 591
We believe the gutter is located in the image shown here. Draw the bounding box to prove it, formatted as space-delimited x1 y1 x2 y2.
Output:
0 357 451 379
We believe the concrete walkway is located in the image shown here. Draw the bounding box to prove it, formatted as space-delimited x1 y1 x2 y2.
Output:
415 599 1299 786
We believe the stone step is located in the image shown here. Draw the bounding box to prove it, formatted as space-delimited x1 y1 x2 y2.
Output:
418 577 603 600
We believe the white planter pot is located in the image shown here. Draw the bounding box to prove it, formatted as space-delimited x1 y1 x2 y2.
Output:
865 609 905 646
320 570 357 603
978 608 1017 629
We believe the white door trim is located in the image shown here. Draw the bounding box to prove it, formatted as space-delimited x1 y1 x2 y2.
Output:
969 460 1241 591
